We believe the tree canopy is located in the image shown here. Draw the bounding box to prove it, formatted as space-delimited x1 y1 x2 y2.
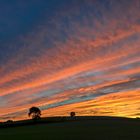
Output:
28 106 41 120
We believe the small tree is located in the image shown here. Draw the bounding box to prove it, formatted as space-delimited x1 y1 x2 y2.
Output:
28 106 41 120
70 112 76 117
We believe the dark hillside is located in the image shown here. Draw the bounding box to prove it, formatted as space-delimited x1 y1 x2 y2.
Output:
0 116 140 140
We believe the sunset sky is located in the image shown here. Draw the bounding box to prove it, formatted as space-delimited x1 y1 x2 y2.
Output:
0 0 140 121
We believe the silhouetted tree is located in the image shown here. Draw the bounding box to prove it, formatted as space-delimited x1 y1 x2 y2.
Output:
28 106 41 120
70 112 76 117
6 120 13 123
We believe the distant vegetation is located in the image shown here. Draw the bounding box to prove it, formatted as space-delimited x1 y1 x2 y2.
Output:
70 112 76 117
6 120 14 123
28 106 41 120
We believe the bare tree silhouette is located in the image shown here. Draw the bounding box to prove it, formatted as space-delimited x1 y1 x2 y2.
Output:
28 106 41 120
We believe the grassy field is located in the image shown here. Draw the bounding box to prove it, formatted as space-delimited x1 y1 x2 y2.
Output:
0 117 140 140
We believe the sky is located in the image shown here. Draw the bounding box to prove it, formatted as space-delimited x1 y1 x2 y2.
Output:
0 0 140 121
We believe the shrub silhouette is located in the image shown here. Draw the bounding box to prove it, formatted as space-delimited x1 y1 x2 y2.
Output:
70 112 76 117
6 120 13 123
28 106 41 120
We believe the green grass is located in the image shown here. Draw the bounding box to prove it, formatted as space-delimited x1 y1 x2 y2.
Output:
0 117 140 140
